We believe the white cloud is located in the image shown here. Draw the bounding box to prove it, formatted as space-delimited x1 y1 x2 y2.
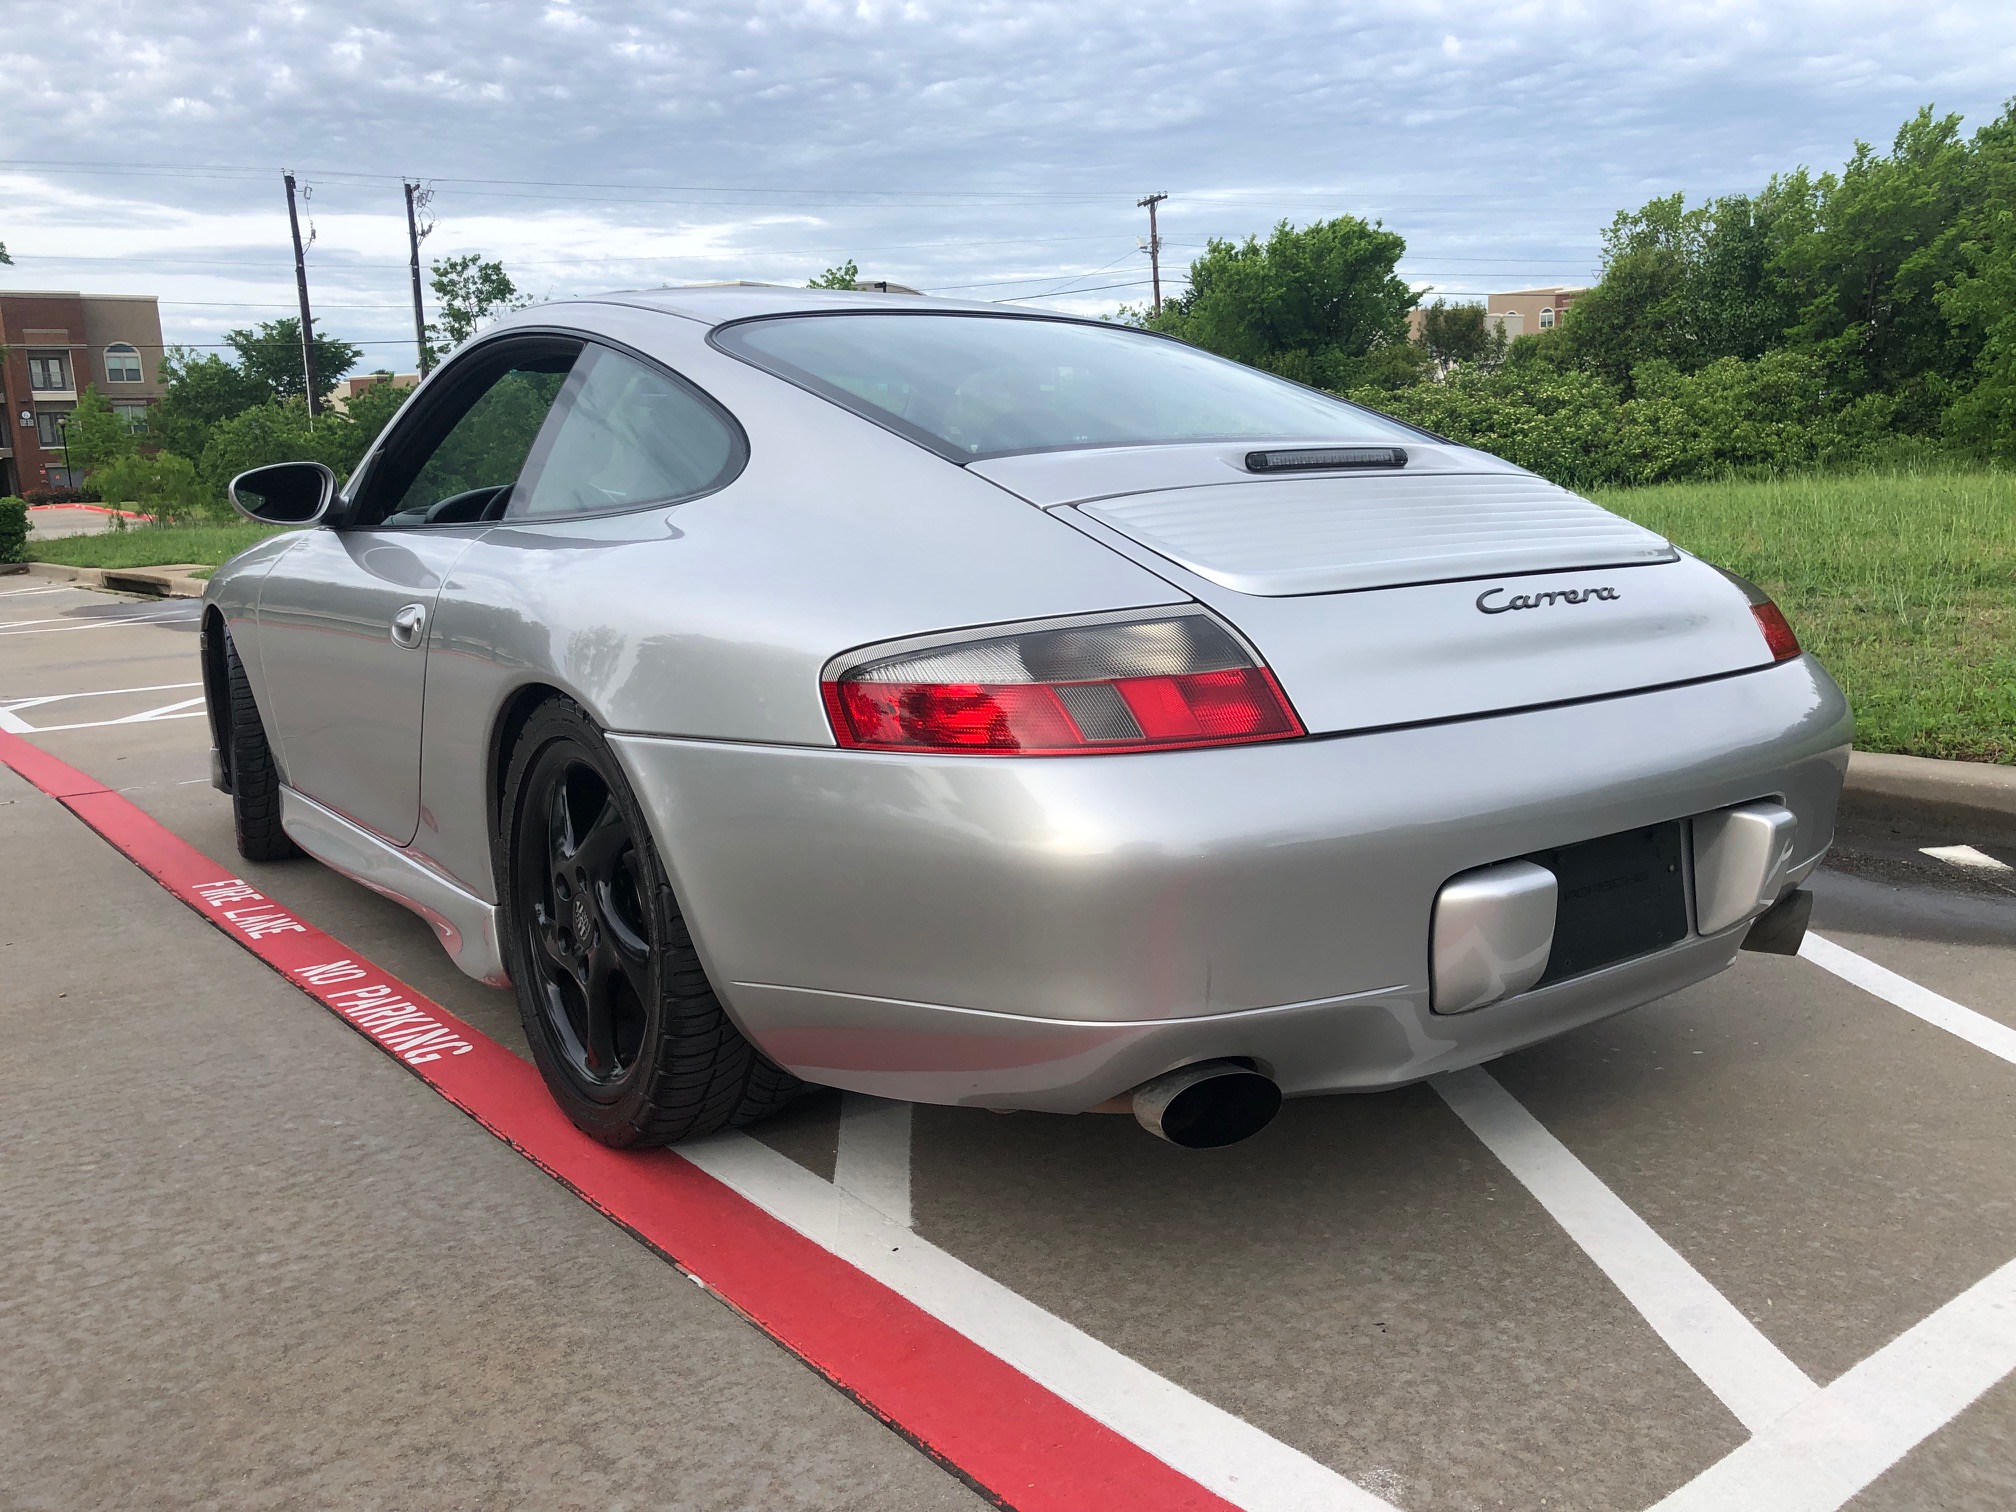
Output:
0 0 2009 351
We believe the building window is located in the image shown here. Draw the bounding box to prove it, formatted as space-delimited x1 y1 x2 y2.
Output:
28 353 70 391
35 410 67 447
112 401 150 433
1539 308 1555 329
104 343 143 383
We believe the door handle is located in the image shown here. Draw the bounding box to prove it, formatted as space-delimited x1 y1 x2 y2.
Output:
390 603 428 649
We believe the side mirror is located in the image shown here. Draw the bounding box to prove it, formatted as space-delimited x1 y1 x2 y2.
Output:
228 461 335 525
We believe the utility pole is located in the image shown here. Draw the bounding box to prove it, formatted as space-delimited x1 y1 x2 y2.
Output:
1137 192 1168 317
403 181 434 376
283 172 321 417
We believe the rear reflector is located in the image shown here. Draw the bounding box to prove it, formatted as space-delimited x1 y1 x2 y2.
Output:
1750 602 1801 662
823 613 1304 755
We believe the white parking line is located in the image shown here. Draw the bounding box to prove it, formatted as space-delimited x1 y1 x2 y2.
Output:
1799 931 2016 1067
1920 843 2013 874
833 1093 915 1228
1649 1254 2016 1512
682 1129 1400 1512
1434 1067 1819 1434
0 609 199 636
0 683 206 737
22 699 208 734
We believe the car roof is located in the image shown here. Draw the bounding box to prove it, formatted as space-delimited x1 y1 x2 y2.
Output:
582 283 1036 325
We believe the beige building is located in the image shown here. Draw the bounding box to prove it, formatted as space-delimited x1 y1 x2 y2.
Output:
0 290 166 494
1407 285 1591 356
327 372 420 412
1486 286 1589 337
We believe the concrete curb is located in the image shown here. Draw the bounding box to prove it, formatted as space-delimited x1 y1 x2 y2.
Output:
21 561 209 598
1842 750 2016 839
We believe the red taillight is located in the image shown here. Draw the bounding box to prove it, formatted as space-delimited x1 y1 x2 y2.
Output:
1751 602 1801 662
823 614 1304 756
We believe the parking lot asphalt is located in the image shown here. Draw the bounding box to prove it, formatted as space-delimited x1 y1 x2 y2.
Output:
2 578 2012 1512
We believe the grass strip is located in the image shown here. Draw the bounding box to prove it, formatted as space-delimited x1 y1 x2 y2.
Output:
27 522 291 569
1600 468 2015 765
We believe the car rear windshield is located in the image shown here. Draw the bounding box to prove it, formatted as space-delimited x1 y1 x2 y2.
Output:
712 312 1416 461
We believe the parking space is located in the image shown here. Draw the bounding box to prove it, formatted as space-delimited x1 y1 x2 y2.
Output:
3 579 2013 1511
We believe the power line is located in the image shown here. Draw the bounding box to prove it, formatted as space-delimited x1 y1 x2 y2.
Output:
0 156 1644 208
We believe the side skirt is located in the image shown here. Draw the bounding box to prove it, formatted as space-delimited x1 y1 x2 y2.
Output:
279 786 510 987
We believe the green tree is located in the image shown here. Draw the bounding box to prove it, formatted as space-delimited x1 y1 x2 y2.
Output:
0 241 11 265
1555 182 1818 390
148 348 271 459
428 254 529 361
1152 217 1419 390
63 386 137 472
224 318 363 405
1415 299 1509 370
320 378 417 477
808 259 860 290
1775 107 1984 423
198 401 328 501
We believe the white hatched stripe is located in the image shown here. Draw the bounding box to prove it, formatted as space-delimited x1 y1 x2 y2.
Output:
682 1130 1396 1512
1434 1067 1817 1433
1800 931 2016 1067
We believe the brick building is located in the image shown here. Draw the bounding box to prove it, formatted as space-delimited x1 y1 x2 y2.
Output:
0 290 166 495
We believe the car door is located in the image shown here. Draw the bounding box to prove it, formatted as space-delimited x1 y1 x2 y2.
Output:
256 338 580 845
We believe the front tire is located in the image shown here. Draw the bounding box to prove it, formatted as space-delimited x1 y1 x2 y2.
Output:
500 698 800 1146
222 631 301 862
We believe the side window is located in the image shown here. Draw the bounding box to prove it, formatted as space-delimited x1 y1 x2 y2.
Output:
508 346 739 519
371 355 575 528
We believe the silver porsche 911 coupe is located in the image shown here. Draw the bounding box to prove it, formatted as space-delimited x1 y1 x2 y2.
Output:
203 285 1850 1149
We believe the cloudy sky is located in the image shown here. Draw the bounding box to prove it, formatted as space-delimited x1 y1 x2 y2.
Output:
2 1 2011 371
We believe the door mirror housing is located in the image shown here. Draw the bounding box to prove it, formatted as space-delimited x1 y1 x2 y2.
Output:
228 461 336 526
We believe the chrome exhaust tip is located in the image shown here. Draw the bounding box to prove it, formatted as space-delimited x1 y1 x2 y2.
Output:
1131 1061 1282 1149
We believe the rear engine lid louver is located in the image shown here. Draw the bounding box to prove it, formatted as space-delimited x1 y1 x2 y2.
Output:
1076 473 1676 597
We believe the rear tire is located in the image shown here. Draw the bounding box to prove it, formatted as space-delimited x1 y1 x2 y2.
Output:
500 698 801 1146
222 632 301 862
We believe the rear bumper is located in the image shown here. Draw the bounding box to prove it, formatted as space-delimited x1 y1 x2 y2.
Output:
610 657 1851 1110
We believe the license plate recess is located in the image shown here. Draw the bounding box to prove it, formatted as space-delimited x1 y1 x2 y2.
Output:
1528 821 1689 987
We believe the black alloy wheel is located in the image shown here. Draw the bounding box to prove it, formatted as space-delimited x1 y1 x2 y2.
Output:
500 698 801 1146
517 753 654 1093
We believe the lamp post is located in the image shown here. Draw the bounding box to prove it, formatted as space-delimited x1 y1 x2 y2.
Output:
56 412 74 491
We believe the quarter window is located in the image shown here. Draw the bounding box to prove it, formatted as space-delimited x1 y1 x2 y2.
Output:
509 346 740 519
28 353 69 391
104 343 143 382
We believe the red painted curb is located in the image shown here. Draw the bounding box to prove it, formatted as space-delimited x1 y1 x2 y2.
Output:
0 728 1236 1512
25 502 154 521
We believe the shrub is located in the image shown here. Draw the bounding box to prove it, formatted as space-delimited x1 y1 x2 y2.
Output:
1352 364 1629 490
88 451 215 524
21 486 103 505
0 496 26 564
1352 349 1915 490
